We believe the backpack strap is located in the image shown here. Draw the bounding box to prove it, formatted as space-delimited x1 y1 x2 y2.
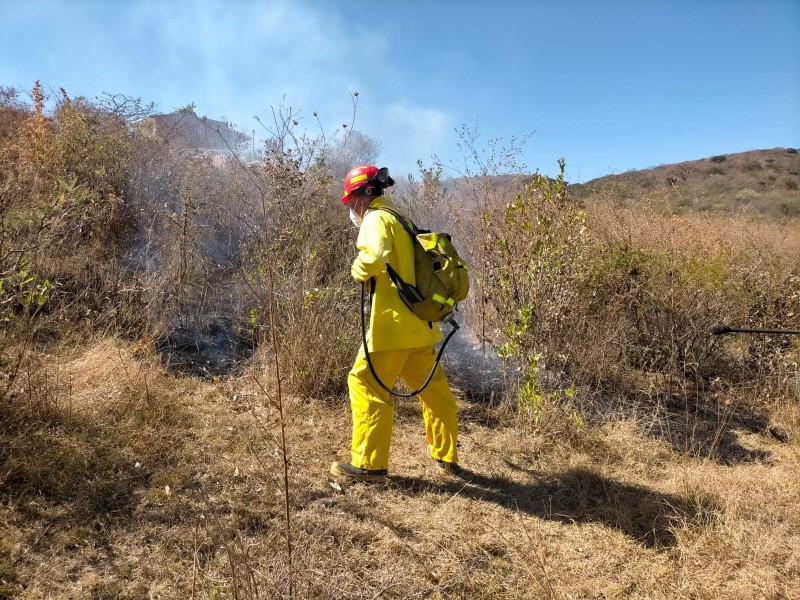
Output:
385 263 424 306
367 205 423 302
367 205 430 323
367 205 419 240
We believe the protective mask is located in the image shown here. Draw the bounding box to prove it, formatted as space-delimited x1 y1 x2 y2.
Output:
349 208 362 228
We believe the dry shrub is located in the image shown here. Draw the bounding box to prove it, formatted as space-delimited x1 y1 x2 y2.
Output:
481 159 593 384
10 84 131 254
466 156 800 459
587 205 800 386
0 83 142 345
227 131 363 398
480 162 799 398
2 85 369 400
123 108 377 396
274 274 359 398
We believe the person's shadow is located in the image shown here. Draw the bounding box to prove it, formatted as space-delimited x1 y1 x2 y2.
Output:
390 464 719 549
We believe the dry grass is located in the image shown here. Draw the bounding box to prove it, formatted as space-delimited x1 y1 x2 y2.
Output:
575 147 800 220
1 339 798 599
586 201 800 265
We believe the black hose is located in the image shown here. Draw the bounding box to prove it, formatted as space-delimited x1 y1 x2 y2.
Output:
711 324 800 335
360 282 459 398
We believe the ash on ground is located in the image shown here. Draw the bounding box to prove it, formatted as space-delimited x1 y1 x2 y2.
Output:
157 319 255 378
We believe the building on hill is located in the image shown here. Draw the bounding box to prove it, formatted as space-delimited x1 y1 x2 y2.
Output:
135 107 251 157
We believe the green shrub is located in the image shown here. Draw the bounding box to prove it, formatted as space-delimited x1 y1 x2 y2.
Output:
483 159 591 378
735 188 759 201
779 201 800 217
710 155 726 163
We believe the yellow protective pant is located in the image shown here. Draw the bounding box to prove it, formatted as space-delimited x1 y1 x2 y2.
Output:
348 345 458 471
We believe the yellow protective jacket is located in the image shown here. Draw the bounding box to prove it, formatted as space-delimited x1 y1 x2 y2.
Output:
351 197 442 352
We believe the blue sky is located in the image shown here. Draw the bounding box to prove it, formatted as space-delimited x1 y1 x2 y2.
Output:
1 0 798 182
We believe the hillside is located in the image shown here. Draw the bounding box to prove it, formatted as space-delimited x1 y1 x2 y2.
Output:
572 147 800 219
1 88 799 598
136 108 251 154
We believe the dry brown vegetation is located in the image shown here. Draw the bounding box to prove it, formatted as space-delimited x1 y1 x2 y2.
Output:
1 85 799 599
573 147 800 219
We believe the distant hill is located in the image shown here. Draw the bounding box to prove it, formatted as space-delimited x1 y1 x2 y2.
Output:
571 148 800 219
136 108 251 154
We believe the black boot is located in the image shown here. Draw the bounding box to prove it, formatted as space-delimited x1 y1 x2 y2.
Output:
330 461 388 481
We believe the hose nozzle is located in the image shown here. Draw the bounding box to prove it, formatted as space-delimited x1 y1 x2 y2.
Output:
710 324 800 335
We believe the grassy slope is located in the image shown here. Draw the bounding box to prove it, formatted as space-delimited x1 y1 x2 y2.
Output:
1 340 798 599
572 148 800 219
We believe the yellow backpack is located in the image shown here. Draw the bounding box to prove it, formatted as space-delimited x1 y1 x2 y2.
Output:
374 207 470 322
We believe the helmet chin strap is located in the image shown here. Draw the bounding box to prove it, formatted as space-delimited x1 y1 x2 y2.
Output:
352 191 374 216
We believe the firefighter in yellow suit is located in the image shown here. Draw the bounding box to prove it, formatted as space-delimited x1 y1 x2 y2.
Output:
330 165 459 481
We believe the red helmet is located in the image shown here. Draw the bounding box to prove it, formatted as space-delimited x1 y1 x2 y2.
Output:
340 164 379 203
